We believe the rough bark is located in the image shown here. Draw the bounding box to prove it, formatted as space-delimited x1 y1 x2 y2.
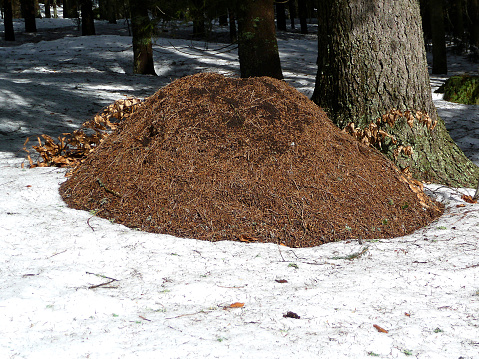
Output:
21 0 37 32
237 0 283 79
80 0 96 35
130 0 156 75
4 0 15 41
430 0 447 74
311 0 479 187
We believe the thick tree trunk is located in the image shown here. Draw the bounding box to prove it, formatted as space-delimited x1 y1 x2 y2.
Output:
80 0 96 35
298 0 308 34
237 0 283 79
275 1 286 31
129 0 156 75
4 0 15 41
21 0 37 32
311 0 479 187
430 0 447 74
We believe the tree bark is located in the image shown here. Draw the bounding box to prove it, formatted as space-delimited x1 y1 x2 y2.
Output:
21 0 37 32
430 0 447 74
80 0 96 35
129 0 156 75
237 0 283 79
311 0 479 187
4 0 15 41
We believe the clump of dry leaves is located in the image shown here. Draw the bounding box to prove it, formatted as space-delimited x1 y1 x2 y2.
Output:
23 98 142 170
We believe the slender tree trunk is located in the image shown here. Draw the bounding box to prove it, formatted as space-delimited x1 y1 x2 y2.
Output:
45 0 51 18
21 0 37 32
228 7 236 43
276 1 286 31
237 0 283 79
450 0 465 52
469 0 479 49
298 0 308 34
107 0 116 23
430 0 447 74
311 0 479 187
289 0 296 30
4 0 15 41
80 0 95 35
191 0 205 38
129 0 156 75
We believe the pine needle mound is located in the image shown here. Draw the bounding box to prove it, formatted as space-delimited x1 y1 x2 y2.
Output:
60 73 443 247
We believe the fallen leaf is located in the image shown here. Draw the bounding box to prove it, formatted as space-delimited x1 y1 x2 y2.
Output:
225 302 244 309
405 312 411 317
373 324 388 333
461 194 477 204
283 311 300 319
275 279 288 283
456 204 466 208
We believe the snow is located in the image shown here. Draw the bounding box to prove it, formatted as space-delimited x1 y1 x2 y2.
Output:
1 18 479 359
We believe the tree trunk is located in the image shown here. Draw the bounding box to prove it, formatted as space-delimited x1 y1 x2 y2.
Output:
311 0 479 187
45 0 51 18
63 0 78 18
237 0 283 79
21 0 37 32
228 8 237 43
80 0 95 35
288 0 296 30
190 0 206 38
298 0 308 34
275 1 286 31
450 0 465 53
129 0 156 75
469 0 479 49
4 0 15 41
430 0 447 74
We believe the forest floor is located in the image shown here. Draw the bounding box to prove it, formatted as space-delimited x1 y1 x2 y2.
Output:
1 15 479 359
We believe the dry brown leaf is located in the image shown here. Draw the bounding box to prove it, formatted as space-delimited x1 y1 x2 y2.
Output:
461 194 477 204
373 324 388 333
226 302 244 309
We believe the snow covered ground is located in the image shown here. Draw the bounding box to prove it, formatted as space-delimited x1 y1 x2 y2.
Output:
1 17 479 359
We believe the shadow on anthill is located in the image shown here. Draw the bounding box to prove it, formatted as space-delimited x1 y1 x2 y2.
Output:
59 73 443 248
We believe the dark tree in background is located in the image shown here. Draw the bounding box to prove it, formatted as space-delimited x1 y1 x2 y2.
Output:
4 0 15 41
44 0 51 18
236 0 283 79
275 1 286 31
63 0 79 18
80 0 96 35
469 0 479 50
311 0 479 187
130 0 157 75
21 0 37 32
430 0 447 74
298 0 308 34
